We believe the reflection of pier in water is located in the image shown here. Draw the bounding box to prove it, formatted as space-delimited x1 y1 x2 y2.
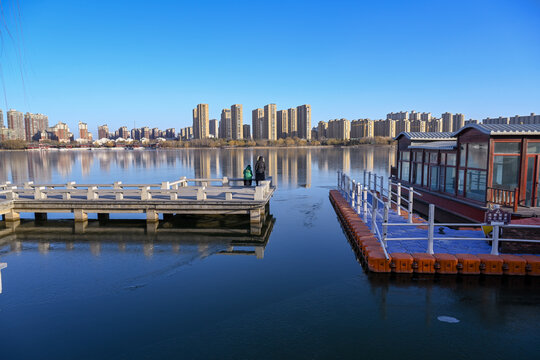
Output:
0 216 275 293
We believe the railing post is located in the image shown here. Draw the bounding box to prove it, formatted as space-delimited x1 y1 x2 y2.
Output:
337 170 341 189
368 171 372 191
397 182 402 216
357 183 362 213
387 177 392 205
383 203 389 247
371 192 378 232
363 186 368 214
427 204 435 254
351 180 356 206
491 222 502 255
380 176 384 198
408 187 414 224
363 170 367 188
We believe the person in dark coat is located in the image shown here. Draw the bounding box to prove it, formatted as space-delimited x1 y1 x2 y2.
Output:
255 156 266 186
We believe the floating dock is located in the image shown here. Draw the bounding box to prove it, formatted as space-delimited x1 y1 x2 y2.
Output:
0 177 275 235
330 190 540 276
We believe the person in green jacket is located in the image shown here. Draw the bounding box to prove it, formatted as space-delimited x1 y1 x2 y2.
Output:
243 165 253 186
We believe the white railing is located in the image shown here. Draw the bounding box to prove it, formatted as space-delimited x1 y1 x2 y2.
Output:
337 170 540 257
0 178 273 202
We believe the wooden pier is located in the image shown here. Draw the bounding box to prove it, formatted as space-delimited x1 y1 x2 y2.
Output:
0 177 275 235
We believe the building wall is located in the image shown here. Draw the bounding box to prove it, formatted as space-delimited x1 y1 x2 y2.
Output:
263 104 277 140
230 104 243 140
277 110 288 139
297 104 311 139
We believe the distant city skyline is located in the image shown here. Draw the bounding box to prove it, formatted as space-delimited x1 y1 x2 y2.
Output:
0 1 538 130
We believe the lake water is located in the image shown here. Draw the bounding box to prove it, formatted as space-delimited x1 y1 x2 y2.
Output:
1 147 539 360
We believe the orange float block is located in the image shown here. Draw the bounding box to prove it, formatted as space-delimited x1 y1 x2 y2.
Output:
364 244 384 257
477 254 504 275
456 253 481 275
521 255 540 276
390 253 414 273
500 255 527 276
366 251 391 273
434 254 458 274
412 253 435 274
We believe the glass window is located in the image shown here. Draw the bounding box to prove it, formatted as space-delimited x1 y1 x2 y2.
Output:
467 143 488 169
494 142 520 154
458 169 465 195
445 167 456 194
401 151 410 161
446 153 456 166
415 163 422 185
492 156 520 190
423 164 428 187
401 162 410 182
527 142 540 154
465 170 487 202
430 166 439 191
460 144 466 167
429 152 438 164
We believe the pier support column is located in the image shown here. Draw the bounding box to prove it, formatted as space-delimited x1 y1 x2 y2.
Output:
4 209 20 222
250 209 261 224
146 209 159 223
74 221 88 234
255 246 265 259
35 213 47 221
74 209 88 222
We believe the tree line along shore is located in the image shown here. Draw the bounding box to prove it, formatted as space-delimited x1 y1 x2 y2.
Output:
0 137 394 150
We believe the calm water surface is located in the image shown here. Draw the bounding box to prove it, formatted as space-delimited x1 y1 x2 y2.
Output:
0 147 539 359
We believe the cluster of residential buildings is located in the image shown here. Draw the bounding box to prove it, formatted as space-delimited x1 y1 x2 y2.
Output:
313 110 473 140
182 103 312 141
96 124 176 141
0 109 94 143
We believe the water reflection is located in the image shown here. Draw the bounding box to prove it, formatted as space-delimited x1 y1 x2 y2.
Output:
0 147 395 188
0 216 274 294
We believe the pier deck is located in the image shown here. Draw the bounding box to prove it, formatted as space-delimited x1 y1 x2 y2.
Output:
0 177 275 234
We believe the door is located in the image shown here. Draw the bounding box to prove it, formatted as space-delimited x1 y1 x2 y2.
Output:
524 155 540 207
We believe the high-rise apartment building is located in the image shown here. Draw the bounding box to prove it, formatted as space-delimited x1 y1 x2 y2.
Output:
351 119 375 138
452 113 465 131
428 118 443 132
327 119 351 140
373 119 395 138
287 108 297 137
23 113 48 141
277 110 288 139
317 121 328 140
297 104 311 140
243 124 251 139
51 122 70 142
165 128 176 139
252 108 264 140
118 126 129 139
421 112 432 121
387 111 409 121
78 121 91 142
209 119 218 138
193 104 209 139
410 120 426 133
98 125 109 139
219 109 232 139
7 109 24 140
180 127 193 140
231 104 243 140
263 104 277 140
441 112 453 132
141 127 151 139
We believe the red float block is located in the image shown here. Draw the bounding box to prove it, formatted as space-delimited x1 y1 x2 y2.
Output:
500 255 527 276
390 253 414 273
364 244 383 257
521 255 540 276
367 251 391 273
456 253 481 275
434 253 458 274
477 254 504 275
412 253 435 274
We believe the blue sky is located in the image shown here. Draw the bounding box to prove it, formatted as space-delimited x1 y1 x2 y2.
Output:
1 0 539 132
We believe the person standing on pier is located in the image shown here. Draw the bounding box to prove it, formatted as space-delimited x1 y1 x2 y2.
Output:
255 156 266 186
243 165 253 186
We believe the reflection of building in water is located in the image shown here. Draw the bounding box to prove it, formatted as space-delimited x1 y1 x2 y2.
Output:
342 148 351 173
80 151 95 177
194 150 212 179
